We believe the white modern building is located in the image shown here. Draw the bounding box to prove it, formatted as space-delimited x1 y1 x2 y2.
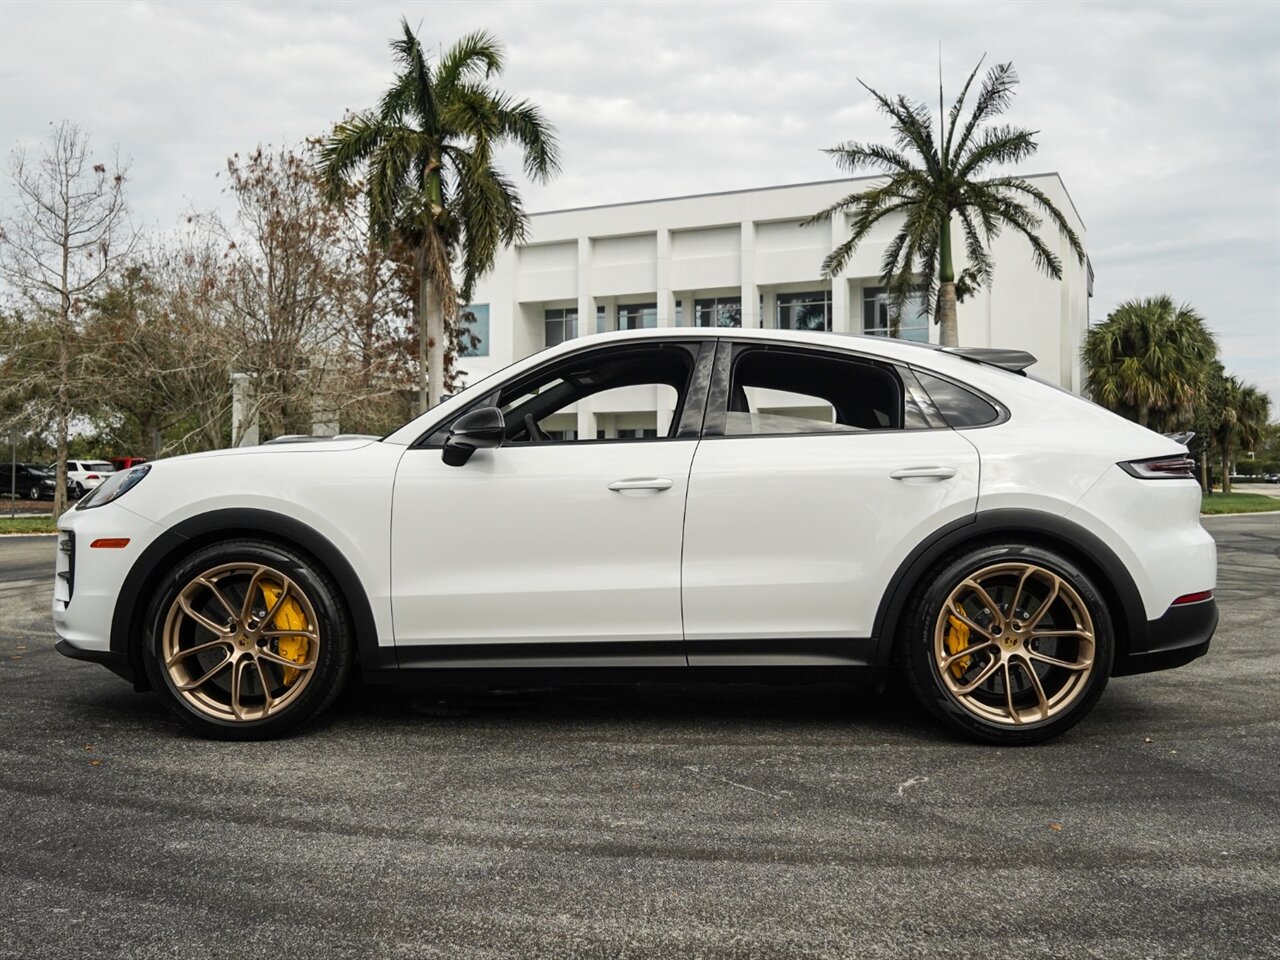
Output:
456 174 1090 440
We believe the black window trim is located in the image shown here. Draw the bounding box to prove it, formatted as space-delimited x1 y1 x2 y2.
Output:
409 338 717 449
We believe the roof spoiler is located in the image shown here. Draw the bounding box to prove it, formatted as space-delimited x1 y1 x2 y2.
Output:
942 347 1038 374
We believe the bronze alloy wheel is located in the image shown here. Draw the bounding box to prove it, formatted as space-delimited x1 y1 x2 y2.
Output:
161 562 322 723
933 561 1096 726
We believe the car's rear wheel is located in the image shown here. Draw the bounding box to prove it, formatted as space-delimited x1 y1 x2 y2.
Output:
142 539 353 740
71 482 85 499
902 544 1114 744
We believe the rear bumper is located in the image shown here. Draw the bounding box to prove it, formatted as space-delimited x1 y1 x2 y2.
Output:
1115 599 1218 676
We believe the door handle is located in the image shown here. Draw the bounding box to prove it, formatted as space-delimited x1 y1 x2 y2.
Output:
608 478 674 492
890 466 957 480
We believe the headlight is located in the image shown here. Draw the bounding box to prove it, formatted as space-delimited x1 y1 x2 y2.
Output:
75 464 152 509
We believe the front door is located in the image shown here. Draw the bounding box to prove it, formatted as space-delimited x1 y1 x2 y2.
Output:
390 340 710 667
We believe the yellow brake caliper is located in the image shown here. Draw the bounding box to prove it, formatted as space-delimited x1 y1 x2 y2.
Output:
261 582 309 686
945 615 972 679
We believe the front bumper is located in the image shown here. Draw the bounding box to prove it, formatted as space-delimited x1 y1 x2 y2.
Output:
1115 598 1218 676
54 638 136 684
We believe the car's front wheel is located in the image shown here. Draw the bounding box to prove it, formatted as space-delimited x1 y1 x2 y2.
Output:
28 485 42 501
142 538 354 740
902 544 1114 744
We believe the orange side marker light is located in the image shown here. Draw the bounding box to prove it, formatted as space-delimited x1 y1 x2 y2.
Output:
89 538 131 549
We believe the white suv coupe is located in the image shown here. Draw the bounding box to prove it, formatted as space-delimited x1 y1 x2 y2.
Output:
53 329 1217 743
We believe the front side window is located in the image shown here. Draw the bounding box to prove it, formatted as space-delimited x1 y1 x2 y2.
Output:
459 304 490 356
776 291 832 331
720 347 906 436
429 343 701 446
863 287 928 342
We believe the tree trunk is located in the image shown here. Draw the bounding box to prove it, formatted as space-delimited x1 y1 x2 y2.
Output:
53 329 69 517
937 214 958 347
426 282 445 409
1221 446 1232 495
1200 450 1210 495
937 281 959 347
415 246 430 414
1137 404 1150 429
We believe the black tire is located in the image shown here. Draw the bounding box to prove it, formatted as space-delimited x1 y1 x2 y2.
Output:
71 482 84 499
142 538 354 740
28 485 41 501
901 542 1114 745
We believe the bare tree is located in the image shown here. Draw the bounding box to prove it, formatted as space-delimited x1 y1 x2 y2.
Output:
0 122 136 514
85 235 237 457
200 146 350 438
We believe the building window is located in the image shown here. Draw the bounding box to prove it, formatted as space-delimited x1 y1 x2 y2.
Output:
694 296 742 327
459 304 490 356
777 291 832 331
863 287 929 342
544 307 578 347
618 303 657 330
596 305 608 334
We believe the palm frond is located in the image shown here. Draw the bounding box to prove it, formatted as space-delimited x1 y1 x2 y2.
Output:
822 141 917 176
982 176 1086 265
436 30 505 90
942 56 986 162
949 62 1018 160
955 125 1038 178
856 80 941 178
317 112 388 202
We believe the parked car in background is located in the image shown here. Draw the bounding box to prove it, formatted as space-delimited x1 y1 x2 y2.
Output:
52 460 118 499
1 463 60 500
110 457 148 472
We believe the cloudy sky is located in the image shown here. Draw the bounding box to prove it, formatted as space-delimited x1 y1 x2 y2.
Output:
2 0 1277 410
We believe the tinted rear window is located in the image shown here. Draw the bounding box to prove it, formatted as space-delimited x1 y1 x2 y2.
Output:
913 371 1000 427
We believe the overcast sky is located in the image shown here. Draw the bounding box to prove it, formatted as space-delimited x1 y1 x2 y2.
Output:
2 0 1277 412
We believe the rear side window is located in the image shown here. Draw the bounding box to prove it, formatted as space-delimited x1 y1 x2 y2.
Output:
913 371 1001 427
723 347 904 435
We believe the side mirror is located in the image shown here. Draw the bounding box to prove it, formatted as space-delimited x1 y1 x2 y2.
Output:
442 406 505 467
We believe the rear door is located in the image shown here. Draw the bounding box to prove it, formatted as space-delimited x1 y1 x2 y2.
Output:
680 342 980 665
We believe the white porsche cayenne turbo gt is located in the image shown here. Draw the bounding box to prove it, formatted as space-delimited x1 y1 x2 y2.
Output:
52 328 1218 744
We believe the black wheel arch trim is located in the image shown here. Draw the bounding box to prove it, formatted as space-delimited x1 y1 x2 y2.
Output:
110 507 391 689
871 508 1150 670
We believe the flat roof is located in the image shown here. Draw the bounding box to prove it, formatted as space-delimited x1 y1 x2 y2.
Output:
533 171 1086 231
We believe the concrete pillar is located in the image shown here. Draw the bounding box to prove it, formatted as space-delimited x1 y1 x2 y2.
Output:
762 289 777 330
577 236 593 340
830 214 852 334
740 220 759 328
656 229 675 327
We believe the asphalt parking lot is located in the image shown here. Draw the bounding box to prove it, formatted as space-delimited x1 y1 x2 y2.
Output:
1 514 1277 959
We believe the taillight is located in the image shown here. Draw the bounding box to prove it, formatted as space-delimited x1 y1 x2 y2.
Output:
1118 455 1196 480
86 474 100 480
1172 590 1213 605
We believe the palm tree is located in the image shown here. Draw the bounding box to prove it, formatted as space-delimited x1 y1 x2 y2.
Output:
319 20 559 410
1082 296 1218 430
808 59 1085 346
1213 376 1271 494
